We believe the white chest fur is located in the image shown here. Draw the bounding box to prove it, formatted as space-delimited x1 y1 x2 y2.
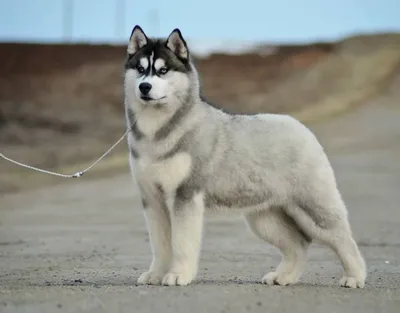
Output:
133 152 192 196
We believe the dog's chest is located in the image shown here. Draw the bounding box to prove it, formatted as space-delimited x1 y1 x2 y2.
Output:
133 145 192 195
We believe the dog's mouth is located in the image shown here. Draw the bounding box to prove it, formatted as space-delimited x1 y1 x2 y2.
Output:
140 95 166 102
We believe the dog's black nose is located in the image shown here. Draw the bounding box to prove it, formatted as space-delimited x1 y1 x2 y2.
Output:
139 82 152 95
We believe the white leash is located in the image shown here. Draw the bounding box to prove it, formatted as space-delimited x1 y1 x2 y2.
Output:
0 129 131 178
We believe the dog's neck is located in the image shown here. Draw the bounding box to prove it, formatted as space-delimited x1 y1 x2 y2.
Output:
125 94 203 141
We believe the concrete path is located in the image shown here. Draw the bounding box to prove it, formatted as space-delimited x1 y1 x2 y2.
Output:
1 89 400 312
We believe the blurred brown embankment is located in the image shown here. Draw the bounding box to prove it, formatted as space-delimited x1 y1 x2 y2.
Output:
1 33 400 193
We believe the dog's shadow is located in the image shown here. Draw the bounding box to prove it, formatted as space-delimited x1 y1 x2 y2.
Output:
32 277 337 289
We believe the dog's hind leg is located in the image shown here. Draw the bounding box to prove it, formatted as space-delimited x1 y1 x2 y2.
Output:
331 227 366 288
244 208 311 286
285 197 367 288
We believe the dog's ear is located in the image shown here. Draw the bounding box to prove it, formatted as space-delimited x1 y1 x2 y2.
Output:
128 25 148 54
166 28 189 60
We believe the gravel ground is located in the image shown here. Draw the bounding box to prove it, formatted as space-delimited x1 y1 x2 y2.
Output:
1 97 400 312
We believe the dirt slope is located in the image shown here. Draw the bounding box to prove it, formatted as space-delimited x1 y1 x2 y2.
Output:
1 33 400 193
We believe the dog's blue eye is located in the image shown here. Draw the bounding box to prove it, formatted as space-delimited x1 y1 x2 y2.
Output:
137 66 145 74
159 68 168 75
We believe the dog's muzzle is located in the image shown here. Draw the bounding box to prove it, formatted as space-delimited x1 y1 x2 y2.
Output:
139 82 152 96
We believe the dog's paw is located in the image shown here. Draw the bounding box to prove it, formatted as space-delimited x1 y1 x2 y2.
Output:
137 271 164 285
162 272 193 286
340 276 365 289
261 271 298 286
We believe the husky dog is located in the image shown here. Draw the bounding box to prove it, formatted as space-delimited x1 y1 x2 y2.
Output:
124 25 367 288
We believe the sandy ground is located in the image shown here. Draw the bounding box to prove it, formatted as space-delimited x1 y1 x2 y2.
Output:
1 94 400 311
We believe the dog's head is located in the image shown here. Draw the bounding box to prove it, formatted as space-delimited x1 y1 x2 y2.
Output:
124 26 196 110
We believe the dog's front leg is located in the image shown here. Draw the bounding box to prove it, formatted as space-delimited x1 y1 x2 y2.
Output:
137 200 172 285
162 190 204 286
